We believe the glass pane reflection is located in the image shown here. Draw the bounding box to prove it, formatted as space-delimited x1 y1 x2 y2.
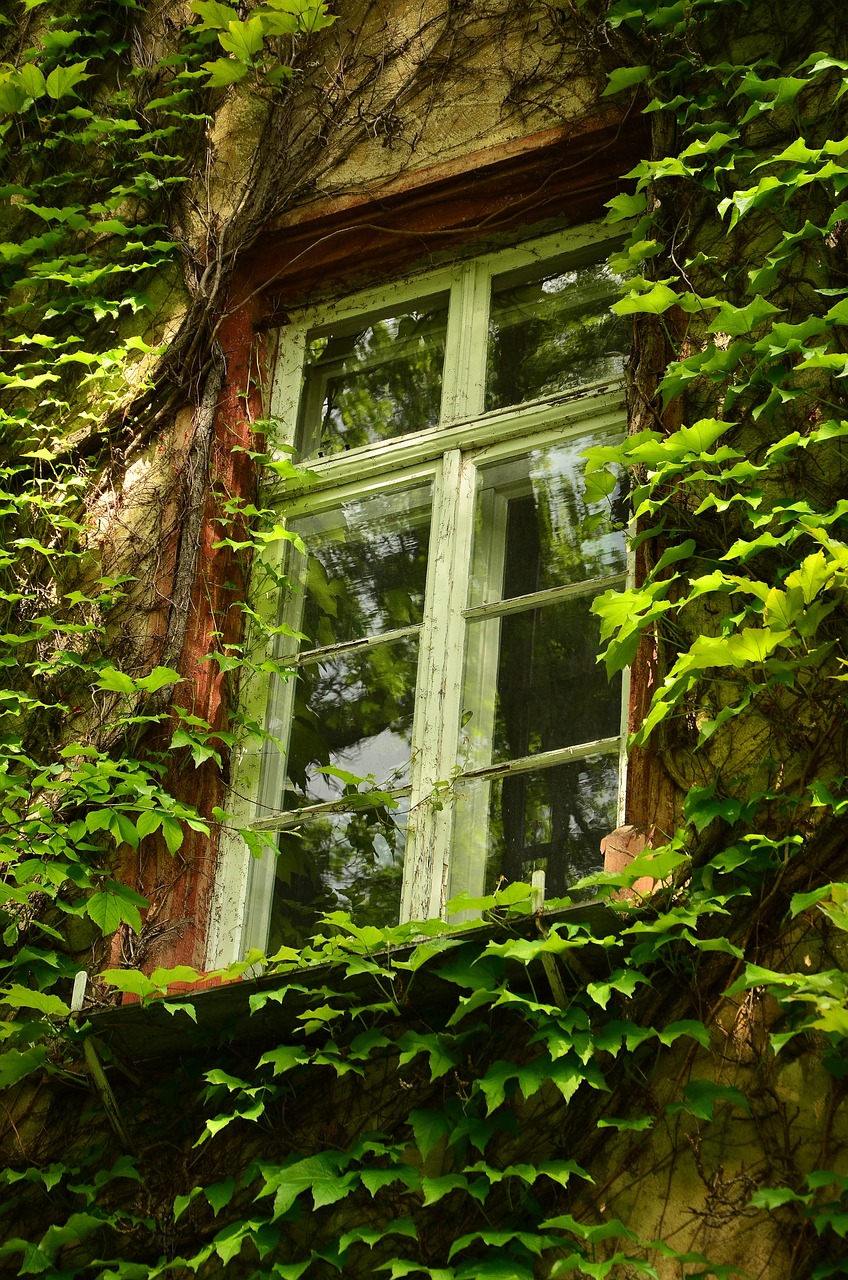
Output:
290 485 432 646
468 432 627 606
485 257 627 410
267 799 408 951
450 755 618 903
461 598 623 769
297 298 449 457
285 636 419 806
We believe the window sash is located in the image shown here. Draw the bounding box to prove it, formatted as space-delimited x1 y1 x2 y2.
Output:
233 225 629 958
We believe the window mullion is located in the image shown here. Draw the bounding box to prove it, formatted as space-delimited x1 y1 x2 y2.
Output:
239 542 309 954
403 448 476 922
441 261 490 422
269 322 307 455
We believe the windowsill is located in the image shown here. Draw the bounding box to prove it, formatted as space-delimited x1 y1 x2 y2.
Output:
85 900 625 1064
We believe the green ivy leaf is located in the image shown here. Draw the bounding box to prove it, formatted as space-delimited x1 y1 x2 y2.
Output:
45 62 91 99
1 984 69 1017
201 57 249 86
218 16 264 59
87 881 146 935
408 1108 452 1160
205 1175 235 1215
602 65 651 96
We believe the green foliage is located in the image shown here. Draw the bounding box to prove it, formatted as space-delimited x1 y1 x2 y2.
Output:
1 0 847 1277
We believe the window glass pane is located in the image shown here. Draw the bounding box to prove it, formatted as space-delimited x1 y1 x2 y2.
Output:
266 799 408 951
468 433 626 605
290 484 432 646
449 755 618 904
485 257 627 410
285 635 419 807
460 598 623 769
297 297 449 457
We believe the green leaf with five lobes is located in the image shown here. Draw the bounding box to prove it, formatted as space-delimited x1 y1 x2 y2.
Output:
268 1155 354 1217
398 1030 458 1080
100 968 162 999
603 64 651 96
785 551 833 604
586 968 651 1009
45 61 90 98
1 985 69 1017
218 16 265 58
258 1045 307 1074
190 0 238 26
202 57 249 86
408 1108 452 1160
605 191 647 222
0 1047 48 1087
673 1079 752 1121
708 297 783 335
613 282 681 315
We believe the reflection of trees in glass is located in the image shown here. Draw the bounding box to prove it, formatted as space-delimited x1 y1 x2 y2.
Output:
296 521 429 648
286 637 419 802
485 261 627 411
484 757 618 896
267 804 407 951
492 600 621 764
472 435 627 602
268 490 433 940
269 635 417 942
299 303 448 455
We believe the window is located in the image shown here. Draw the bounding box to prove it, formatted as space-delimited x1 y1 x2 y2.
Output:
235 224 630 955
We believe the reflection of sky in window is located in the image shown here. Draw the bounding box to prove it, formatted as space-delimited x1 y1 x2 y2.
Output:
304 728 412 802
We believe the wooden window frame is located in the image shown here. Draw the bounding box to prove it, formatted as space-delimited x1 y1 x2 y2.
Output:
208 220 631 966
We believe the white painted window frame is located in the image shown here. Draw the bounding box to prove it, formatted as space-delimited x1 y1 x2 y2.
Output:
206 221 630 967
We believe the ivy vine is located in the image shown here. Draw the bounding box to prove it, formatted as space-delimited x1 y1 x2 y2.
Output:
1 0 848 1277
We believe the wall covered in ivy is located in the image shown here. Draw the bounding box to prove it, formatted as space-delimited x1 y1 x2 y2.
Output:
1 0 847 1277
